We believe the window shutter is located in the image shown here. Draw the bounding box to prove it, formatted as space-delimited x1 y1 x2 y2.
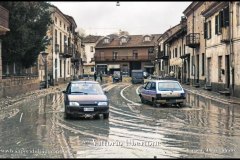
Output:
223 6 229 27
215 15 218 35
204 22 207 39
209 20 212 38
219 10 224 28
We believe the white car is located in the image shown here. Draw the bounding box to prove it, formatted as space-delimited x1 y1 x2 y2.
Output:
139 80 186 107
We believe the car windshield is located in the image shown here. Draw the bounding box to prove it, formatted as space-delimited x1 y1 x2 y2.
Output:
70 83 104 95
158 82 182 91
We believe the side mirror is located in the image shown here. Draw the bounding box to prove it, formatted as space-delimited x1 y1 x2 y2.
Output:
104 90 108 94
62 91 66 94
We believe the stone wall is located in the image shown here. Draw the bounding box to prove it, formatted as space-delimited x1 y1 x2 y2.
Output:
0 76 40 98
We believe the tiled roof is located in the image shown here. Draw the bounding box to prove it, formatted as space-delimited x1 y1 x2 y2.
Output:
95 34 162 49
83 35 102 43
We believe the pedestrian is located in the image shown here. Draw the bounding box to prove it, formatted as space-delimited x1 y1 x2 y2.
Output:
94 72 97 81
100 72 103 83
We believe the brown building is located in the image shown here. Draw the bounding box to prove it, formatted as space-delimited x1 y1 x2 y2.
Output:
95 34 161 76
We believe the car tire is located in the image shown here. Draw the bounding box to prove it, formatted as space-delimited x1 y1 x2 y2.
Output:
65 112 71 119
140 95 146 104
103 113 109 119
178 103 184 108
152 98 158 107
94 114 100 119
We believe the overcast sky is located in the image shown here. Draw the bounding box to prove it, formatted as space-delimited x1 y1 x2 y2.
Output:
50 1 192 36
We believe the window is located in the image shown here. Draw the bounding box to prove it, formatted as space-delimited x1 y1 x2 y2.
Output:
91 67 95 72
184 44 185 55
104 38 109 44
60 32 62 53
68 61 70 75
90 46 94 52
113 51 118 60
55 29 57 45
150 82 156 91
175 48 177 58
60 59 62 77
64 24 65 30
55 17 57 24
237 3 240 26
144 36 150 41
133 50 138 59
215 15 221 35
180 46 181 57
192 55 195 76
145 82 152 90
223 6 229 27
218 56 222 82
202 53 205 76
204 20 212 39
121 37 127 43
60 21 62 27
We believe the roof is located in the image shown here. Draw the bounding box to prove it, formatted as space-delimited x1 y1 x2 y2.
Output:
95 34 162 49
64 14 77 28
83 35 102 43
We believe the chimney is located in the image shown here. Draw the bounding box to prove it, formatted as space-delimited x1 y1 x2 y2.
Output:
180 16 187 25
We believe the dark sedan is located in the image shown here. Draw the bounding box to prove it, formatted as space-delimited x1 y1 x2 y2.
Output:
63 81 109 119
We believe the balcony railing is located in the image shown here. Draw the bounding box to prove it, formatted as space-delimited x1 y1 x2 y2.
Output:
186 33 200 48
0 5 9 32
60 46 73 58
95 55 155 62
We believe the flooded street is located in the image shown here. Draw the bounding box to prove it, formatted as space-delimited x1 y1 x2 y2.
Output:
1 83 240 158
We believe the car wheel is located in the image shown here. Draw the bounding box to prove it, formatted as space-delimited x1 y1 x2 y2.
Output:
140 95 146 104
103 113 109 119
152 98 158 107
94 114 100 119
178 103 184 108
65 112 71 119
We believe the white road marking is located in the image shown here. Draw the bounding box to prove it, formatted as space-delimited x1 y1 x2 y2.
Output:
19 113 23 123
120 84 141 106
136 85 142 95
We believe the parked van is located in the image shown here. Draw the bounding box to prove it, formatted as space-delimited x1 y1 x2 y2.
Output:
131 70 144 84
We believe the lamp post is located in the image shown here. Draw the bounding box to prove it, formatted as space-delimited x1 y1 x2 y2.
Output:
40 51 49 88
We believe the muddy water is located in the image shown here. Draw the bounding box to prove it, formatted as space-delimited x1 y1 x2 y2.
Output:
0 83 240 158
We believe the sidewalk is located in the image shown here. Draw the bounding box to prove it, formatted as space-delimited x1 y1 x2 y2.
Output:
182 84 240 105
0 83 68 110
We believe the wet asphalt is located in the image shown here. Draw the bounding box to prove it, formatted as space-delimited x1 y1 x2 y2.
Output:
0 82 240 158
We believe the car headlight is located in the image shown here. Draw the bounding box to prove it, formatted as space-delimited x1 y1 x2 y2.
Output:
69 102 79 106
98 102 108 106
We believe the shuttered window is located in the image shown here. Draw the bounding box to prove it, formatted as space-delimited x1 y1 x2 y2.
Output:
204 22 208 39
223 6 229 27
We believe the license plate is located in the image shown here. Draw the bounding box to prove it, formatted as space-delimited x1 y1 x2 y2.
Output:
84 108 94 111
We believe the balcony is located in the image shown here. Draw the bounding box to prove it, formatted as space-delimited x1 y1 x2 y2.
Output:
186 33 200 48
155 51 169 60
0 5 10 34
95 55 155 62
221 27 230 43
60 46 73 58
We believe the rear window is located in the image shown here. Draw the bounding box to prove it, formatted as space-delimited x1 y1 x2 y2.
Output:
158 82 182 91
132 72 143 77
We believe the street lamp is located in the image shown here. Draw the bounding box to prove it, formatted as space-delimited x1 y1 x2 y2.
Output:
40 51 49 88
